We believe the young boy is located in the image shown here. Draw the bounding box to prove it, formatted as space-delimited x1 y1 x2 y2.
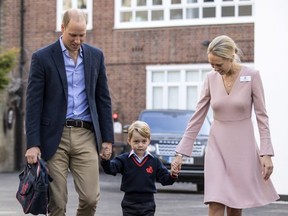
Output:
100 120 178 216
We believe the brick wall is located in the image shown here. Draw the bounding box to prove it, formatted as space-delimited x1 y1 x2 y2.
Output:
103 24 254 125
0 0 254 169
86 4 254 127
1 0 254 126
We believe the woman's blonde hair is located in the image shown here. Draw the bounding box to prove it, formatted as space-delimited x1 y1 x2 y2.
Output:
127 121 151 140
207 35 243 62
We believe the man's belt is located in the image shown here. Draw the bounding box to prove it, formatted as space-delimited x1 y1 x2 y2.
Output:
65 119 94 131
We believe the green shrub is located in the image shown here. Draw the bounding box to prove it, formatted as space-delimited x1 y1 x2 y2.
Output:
0 48 19 90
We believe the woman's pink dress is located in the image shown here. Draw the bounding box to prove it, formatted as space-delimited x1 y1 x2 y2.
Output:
176 66 279 208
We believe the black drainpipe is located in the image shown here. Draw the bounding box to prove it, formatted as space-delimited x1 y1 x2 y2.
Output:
15 0 25 170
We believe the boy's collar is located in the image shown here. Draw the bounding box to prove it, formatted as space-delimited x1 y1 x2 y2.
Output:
128 150 154 158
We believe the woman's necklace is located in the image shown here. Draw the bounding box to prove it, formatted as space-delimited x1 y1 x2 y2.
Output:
224 78 233 87
223 75 236 87
222 68 240 91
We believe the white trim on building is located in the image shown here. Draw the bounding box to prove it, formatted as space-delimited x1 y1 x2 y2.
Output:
254 0 288 196
146 63 253 111
115 0 254 29
56 0 93 31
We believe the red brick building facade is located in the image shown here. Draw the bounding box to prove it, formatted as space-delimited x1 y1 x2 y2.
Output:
0 0 254 169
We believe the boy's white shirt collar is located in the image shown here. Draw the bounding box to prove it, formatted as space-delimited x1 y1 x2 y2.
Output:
129 150 154 163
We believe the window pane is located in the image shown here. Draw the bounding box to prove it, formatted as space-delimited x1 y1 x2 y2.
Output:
201 70 210 81
152 87 163 109
136 11 148 21
81 12 88 22
78 0 87 9
172 0 182 4
168 87 179 109
203 7 216 18
170 9 183 20
152 10 164 21
122 0 131 7
153 0 163 5
239 5 252 16
187 0 198 3
167 71 180 82
186 8 199 19
120 12 132 22
63 0 72 10
137 0 147 6
186 70 199 82
152 71 165 82
187 86 198 109
222 6 235 17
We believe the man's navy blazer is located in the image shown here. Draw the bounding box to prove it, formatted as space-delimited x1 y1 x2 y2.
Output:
25 40 114 160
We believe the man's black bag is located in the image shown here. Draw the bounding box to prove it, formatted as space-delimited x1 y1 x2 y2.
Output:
16 158 52 215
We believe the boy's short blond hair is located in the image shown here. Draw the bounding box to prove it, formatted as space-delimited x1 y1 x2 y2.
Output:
127 121 151 140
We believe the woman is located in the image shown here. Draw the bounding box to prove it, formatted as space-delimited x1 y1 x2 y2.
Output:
172 35 279 216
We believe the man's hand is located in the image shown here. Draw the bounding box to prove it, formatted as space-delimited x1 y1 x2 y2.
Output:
100 142 112 160
25 147 41 164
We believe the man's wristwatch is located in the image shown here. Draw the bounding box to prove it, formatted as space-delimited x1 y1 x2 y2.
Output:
175 152 183 157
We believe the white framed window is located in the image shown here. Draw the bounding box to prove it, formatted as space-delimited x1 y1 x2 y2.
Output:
146 63 254 111
146 64 210 110
115 0 254 29
56 0 93 31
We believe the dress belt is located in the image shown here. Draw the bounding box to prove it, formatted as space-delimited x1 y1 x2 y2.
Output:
65 119 94 131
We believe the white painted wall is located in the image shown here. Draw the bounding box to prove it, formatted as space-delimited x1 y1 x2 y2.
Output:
254 0 288 195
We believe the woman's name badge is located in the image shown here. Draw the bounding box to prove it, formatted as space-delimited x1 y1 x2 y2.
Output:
240 76 251 82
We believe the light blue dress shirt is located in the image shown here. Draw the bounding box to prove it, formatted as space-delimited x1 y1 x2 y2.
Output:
59 37 91 122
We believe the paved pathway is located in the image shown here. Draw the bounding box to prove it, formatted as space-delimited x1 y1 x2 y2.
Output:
0 172 287 215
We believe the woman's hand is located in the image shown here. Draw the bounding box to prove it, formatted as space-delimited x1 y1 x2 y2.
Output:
171 153 183 173
260 155 274 181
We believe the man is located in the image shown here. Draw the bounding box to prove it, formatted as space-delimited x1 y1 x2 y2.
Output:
25 8 114 216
